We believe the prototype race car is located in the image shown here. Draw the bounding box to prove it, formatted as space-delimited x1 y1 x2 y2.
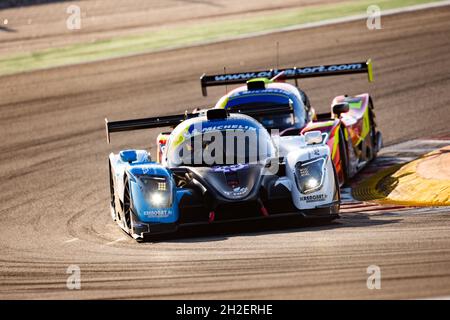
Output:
198 59 382 186
105 108 340 241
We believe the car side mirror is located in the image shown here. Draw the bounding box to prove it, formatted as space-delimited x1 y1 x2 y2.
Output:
332 102 350 117
120 150 137 163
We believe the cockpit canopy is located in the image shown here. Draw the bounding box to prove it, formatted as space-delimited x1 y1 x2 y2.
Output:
166 114 276 167
216 88 307 131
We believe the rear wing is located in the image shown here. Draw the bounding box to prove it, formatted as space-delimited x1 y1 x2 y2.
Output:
200 59 373 96
105 113 192 144
105 105 293 143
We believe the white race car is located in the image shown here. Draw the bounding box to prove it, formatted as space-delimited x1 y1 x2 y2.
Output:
106 107 340 241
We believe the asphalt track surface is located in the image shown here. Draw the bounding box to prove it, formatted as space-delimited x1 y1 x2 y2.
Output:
0 6 450 299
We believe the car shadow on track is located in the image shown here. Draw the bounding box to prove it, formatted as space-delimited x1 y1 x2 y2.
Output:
0 26 17 33
143 213 400 243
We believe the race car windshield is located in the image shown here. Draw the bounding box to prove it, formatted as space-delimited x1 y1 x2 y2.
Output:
228 101 304 131
167 123 276 167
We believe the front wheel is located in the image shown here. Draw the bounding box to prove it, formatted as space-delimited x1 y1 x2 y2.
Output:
338 126 350 186
331 159 341 208
109 162 117 221
368 99 381 160
123 177 133 232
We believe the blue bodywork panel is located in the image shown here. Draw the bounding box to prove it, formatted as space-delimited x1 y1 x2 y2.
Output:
110 149 189 224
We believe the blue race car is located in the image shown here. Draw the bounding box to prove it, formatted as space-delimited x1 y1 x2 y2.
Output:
105 108 340 241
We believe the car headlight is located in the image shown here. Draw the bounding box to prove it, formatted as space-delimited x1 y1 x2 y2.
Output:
294 156 326 194
135 175 173 208
149 192 168 207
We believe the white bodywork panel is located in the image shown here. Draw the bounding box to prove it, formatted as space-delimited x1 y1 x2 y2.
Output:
278 136 336 210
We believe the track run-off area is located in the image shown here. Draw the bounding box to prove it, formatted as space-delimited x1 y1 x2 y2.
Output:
0 3 449 299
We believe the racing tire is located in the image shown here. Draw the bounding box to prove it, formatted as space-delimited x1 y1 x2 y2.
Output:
338 126 350 186
368 99 378 160
331 159 341 208
109 162 117 221
123 176 133 232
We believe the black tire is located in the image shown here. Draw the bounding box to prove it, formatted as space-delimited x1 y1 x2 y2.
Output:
331 159 341 207
109 162 117 220
123 176 132 231
338 126 350 186
368 98 378 160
